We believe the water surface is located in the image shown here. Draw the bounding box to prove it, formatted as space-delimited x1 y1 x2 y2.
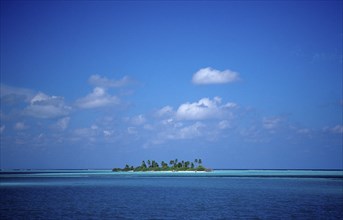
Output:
1 170 342 219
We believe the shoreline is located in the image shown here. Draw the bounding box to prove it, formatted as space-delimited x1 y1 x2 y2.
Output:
127 170 208 173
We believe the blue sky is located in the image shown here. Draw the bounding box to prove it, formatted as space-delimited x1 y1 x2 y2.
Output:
1 1 342 169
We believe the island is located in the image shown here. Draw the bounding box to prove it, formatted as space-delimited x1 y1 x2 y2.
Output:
112 159 212 172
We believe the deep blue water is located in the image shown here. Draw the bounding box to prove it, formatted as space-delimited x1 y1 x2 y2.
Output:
1 170 342 219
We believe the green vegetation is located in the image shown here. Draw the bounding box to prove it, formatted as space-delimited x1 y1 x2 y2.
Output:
112 159 212 172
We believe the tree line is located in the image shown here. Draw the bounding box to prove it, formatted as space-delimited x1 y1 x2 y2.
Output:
112 159 210 172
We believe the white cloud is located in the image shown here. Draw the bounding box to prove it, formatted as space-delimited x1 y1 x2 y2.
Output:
176 97 237 120
89 75 131 88
30 92 50 104
14 122 27 130
143 124 154 130
150 122 205 145
240 126 266 143
156 106 174 117
130 114 146 125
127 127 137 134
177 122 204 139
75 87 120 109
297 128 310 134
73 128 92 137
25 105 69 119
161 118 182 127
103 130 113 137
73 126 100 141
91 125 99 130
25 92 71 118
143 97 238 146
1 125 5 133
57 117 70 130
323 125 343 134
1 85 71 119
76 74 133 109
192 67 240 84
218 120 230 129
262 117 282 130
69 124 120 144
331 125 343 134
0 84 35 103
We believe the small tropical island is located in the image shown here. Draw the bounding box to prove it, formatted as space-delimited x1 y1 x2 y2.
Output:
112 159 212 172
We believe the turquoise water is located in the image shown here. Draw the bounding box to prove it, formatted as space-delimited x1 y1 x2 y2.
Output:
1 170 342 219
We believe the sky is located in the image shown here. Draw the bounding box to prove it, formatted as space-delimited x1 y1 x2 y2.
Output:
0 1 342 169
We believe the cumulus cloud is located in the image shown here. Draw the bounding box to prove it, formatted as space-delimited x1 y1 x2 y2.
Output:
262 117 282 130
161 118 182 127
296 128 311 134
176 97 237 120
331 125 343 134
127 127 137 134
103 130 113 137
89 75 132 88
76 74 133 109
129 114 146 125
75 87 120 109
323 125 343 134
177 122 204 139
148 122 205 146
192 67 240 84
57 117 70 130
14 122 27 130
72 125 100 141
218 120 230 129
240 126 266 143
25 92 71 118
143 97 238 146
156 106 174 117
0 84 35 104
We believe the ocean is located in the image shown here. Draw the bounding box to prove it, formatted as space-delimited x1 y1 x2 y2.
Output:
1 170 342 219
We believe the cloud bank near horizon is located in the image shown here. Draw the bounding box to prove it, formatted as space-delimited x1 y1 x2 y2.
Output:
0 69 342 168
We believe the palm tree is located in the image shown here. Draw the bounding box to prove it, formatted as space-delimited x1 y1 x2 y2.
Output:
161 161 167 168
141 160 147 168
198 159 202 165
169 160 174 167
185 161 190 168
147 160 151 168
